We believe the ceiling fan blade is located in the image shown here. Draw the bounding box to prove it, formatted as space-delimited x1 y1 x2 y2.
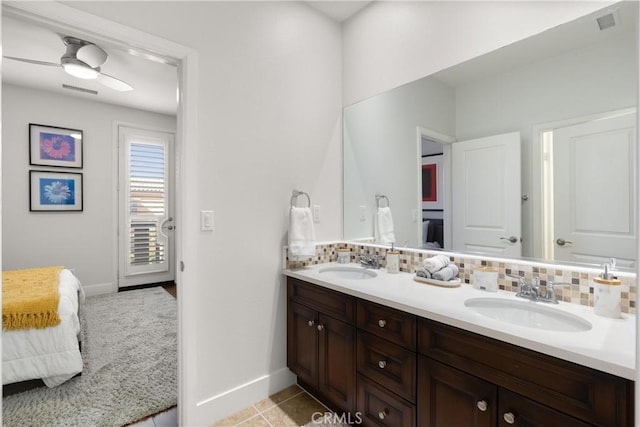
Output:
76 44 108 68
97 72 133 92
3 56 61 67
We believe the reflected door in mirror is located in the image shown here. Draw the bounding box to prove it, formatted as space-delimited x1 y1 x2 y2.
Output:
452 132 522 257
551 110 636 267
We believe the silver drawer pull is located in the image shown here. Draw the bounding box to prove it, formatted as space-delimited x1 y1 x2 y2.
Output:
307 320 315 327
317 324 324 331
476 400 487 411
378 319 387 328
378 410 388 420
503 412 515 424
378 360 387 369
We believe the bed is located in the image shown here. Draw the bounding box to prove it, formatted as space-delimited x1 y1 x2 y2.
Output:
3 267 84 387
423 219 444 249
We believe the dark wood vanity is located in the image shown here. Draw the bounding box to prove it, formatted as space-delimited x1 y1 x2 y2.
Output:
287 277 634 427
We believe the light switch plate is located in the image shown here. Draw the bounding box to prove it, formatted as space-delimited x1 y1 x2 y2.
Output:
201 210 214 231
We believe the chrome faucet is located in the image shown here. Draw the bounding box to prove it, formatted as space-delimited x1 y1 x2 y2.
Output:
360 254 383 269
508 275 568 304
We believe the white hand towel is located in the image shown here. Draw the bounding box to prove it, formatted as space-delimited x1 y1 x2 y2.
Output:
376 207 396 244
432 264 459 281
423 255 450 273
289 206 316 257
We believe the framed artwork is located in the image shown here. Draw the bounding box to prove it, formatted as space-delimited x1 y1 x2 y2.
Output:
30 170 83 212
422 155 444 210
29 123 83 168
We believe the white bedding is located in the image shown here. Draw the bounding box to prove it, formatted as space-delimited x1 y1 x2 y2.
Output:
3 269 84 387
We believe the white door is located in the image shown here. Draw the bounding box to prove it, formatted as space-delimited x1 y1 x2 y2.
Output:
552 112 636 267
452 132 521 256
119 126 175 287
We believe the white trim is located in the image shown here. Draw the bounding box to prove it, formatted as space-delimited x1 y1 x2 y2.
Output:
83 282 118 297
2 3 199 425
195 368 295 426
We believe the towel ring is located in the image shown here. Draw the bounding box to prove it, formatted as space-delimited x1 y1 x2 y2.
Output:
375 194 389 208
291 190 311 208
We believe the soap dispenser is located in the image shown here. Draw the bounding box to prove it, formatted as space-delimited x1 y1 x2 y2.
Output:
386 244 400 274
593 258 621 318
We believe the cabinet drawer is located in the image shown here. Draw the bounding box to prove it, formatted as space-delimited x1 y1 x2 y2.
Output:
288 278 355 323
357 331 416 403
357 299 416 349
418 318 633 427
357 374 415 427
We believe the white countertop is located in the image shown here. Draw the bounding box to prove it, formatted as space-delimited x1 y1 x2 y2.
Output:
284 262 636 380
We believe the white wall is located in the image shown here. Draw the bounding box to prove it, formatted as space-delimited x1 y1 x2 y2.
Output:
1 83 176 293
343 75 454 245
65 2 343 425
343 1 616 106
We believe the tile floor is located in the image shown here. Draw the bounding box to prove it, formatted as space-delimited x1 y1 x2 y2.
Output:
129 385 329 427
211 385 329 427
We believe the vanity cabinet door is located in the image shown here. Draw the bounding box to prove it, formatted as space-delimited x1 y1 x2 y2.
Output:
498 389 592 427
418 356 496 427
287 301 318 387
318 313 356 413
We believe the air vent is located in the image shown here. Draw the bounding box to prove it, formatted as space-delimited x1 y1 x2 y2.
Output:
62 84 98 95
597 12 618 31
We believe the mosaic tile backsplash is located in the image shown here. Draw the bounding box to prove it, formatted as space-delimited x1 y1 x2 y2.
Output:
286 242 637 315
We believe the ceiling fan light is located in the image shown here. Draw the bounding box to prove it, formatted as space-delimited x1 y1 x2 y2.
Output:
63 62 98 80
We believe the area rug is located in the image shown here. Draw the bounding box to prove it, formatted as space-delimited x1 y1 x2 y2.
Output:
3 287 177 427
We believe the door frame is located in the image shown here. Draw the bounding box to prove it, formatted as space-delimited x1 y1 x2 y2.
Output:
417 126 456 249
2 2 199 425
531 107 636 260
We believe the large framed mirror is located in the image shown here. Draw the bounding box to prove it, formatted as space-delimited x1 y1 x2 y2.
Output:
343 1 637 268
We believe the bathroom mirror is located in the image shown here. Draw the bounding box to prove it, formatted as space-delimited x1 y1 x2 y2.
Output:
343 1 638 267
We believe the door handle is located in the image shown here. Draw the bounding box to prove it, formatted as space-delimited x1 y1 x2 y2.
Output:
158 217 174 238
555 238 573 246
500 236 518 244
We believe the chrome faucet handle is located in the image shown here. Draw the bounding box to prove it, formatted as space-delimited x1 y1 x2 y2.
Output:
507 274 528 292
543 281 571 304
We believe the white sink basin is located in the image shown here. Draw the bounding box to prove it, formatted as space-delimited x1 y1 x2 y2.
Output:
318 266 378 280
464 297 592 332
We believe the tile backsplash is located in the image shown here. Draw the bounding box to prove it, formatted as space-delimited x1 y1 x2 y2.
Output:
285 242 636 315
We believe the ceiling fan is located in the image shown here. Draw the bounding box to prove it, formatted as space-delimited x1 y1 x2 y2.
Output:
4 36 134 92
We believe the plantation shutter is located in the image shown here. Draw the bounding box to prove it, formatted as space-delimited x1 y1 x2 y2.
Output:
128 141 167 267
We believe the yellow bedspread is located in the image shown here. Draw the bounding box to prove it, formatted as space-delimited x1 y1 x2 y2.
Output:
2 266 63 330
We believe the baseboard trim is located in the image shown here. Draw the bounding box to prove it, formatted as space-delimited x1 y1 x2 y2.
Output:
194 367 296 425
83 282 117 297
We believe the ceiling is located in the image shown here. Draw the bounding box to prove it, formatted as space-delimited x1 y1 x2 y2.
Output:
2 10 179 116
306 1 371 22
2 2 371 116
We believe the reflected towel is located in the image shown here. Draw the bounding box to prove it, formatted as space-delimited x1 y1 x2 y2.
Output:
423 255 450 273
432 264 459 282
289 207 316 257
375 207 396 244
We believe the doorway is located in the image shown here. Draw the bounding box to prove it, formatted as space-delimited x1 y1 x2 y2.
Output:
118 125 176 288
2 3 198 425
541 109 636 267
